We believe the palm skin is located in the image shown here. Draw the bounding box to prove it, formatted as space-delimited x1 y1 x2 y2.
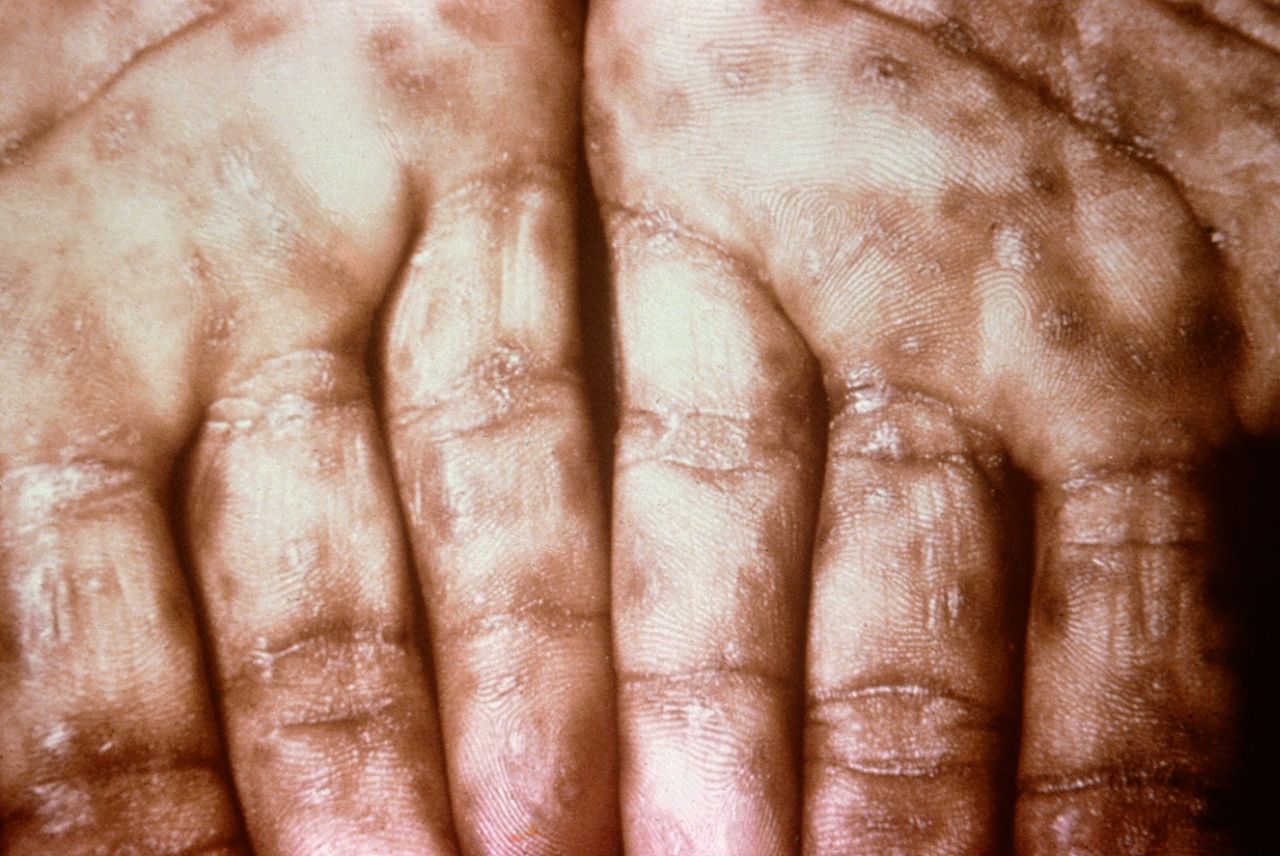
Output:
0 2 616 854
586 0 1278 852
1 0 1275 854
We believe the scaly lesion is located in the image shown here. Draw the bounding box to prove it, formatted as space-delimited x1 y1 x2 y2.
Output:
829 0 1280 426
805 680 1010 780
0 0 234 169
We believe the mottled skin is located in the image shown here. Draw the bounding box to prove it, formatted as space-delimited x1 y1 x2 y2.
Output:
587 0 1276 853
0 0 1274 855
0 2 614 855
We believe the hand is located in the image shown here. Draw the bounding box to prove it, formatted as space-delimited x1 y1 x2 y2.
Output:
586 0 1277 851
0 2 616 853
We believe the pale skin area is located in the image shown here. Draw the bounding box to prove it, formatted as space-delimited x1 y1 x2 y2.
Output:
0 2 1275 856
1 2 615 854
590 0 1278 853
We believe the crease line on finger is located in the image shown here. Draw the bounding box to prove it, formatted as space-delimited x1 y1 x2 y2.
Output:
806 754 991 781
433 601 609 645
1019 763 1231 799
617 405 815 477
807 680 996 709
15 753 224 796
600 201 769 292
426 157 574 214
0 459 152 533
617 665 793 695
219 620 412 693
388 364 582 440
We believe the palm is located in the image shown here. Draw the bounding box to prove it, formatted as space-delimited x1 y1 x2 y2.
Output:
588 0 1276 852
1 3 614 855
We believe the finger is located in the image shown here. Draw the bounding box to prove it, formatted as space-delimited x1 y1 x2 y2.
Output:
802 380 1024 853
0 457 247 855
383 168 617 854
607 209 821 853
1017 463 1237 852
185 350 457 855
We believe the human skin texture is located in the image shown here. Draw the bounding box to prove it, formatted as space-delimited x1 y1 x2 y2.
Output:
0 2 618 854
586 0 1277 853
0 0 1275 854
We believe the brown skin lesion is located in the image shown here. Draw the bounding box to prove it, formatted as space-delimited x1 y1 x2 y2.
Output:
365 22 476 130
705 35 789 94
88 98 152 163
0 0 232 168
225 4 294 50
437 0 503 43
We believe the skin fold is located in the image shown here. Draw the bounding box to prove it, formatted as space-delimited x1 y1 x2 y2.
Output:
0 0 1275 854
1 2 615 854
587 0 1276 853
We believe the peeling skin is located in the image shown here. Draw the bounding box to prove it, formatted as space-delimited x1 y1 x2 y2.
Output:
3 2 600 854
589 0 1266 852
1 0 1273 853
0 452 247 853
804 386 1018 852
188 347 461 854
832 0 1280 430
0 461 144 531
0 0 231 168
